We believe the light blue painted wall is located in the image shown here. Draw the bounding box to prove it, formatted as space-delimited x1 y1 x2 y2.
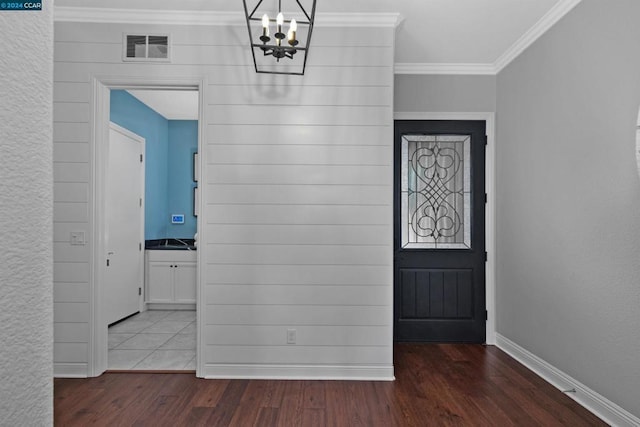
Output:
167 120 198 238
110 91 198 240
110 90 169 239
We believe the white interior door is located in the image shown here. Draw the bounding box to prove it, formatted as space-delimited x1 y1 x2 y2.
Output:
104 122 145 325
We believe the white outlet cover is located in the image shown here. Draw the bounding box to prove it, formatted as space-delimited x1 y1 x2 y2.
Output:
287 328 296 344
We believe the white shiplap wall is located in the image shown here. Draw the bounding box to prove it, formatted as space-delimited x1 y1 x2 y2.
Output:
53 20 395 379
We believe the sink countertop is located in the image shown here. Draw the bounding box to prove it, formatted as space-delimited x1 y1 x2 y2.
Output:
145 238 196 250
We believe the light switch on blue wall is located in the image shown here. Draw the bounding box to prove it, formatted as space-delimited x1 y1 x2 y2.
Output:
171 214 185 224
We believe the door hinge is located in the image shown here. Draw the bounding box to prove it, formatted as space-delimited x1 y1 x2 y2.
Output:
484 193 488 204
484 135 488 146
106 259 110 267
484 251 488 262
138 287 142 296
485 310 488 320
139 242 142 251
139 198 142 207
140 154 143 162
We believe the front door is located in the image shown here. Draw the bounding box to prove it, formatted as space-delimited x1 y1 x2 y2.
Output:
394 120 486 342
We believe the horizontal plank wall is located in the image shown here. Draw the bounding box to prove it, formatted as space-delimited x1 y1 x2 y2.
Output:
53 21 395 379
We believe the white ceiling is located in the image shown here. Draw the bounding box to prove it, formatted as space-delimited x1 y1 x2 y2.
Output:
127 90 199 120
61 0 582 115
55 0 581 70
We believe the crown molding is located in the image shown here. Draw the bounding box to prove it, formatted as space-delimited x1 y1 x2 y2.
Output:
54 7 242 25
315 13 403 28
54 6 402 27
55 1 580 75
394 0 583 76
494 0 583 73
394 63 497 76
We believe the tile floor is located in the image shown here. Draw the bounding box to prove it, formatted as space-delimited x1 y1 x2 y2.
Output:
108 310 196 370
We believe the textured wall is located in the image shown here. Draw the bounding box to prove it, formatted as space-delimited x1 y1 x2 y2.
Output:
0 4 54 426
496 0 640 417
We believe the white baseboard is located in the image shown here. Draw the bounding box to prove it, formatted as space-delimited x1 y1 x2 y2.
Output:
496 333 640 427
54 363 88 378
146 303 196 311
203 364 395 381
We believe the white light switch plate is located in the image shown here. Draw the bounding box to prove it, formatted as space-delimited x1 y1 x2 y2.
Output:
70 231 86 245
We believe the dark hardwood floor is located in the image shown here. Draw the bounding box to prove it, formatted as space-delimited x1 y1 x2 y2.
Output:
54 344 606 426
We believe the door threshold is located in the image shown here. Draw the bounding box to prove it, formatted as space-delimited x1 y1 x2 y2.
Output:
105 370 196 374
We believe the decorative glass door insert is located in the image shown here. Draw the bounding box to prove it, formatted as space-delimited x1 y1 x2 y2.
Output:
401 134 471 249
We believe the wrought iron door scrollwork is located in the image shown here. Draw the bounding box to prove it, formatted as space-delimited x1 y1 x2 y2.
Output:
402 135 471 249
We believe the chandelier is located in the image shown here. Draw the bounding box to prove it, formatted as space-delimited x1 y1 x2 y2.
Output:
242 0 317 75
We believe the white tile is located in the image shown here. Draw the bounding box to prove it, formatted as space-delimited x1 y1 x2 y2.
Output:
117 333 174 350
159 333 196 350
134 310 173 321
109 320 156 333
108 349 153 370
108 333 135 349
107 311 197 370
134 350 196 370
142 320 192 334
178 322 196 335
163 311 196 322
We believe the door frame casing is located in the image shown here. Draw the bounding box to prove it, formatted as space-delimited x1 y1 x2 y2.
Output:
90 76 206 376
393 112 496 344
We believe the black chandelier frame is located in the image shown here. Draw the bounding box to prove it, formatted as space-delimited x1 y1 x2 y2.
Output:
242 0 317 76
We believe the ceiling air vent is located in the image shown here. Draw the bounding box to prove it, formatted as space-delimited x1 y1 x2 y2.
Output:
123 34 170 62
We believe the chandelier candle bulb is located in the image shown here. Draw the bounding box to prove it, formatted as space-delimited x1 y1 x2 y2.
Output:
261 13 269 38
288 19 297 44
276 12 284 35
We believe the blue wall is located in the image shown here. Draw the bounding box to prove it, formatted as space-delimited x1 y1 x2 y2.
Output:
110 90 198 240
167 121 198 238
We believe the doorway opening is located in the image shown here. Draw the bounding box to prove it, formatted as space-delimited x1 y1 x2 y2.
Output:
91 80 204 376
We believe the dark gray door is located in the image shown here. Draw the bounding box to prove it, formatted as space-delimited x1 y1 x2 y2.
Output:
394 120 486 343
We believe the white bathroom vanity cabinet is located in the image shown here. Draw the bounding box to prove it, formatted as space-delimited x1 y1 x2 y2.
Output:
145 250 196 308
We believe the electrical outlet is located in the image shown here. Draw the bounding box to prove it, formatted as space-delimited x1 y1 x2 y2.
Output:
287 328 296 345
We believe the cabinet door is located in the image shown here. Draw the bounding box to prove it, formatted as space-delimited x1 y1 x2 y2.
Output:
147 262 174 303
174 262 196 303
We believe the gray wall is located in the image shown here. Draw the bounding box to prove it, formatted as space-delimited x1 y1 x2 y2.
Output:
0 4 54 425
496 0 640 417
395 75 496 112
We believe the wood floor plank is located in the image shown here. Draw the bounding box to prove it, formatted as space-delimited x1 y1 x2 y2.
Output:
203 403 238 427
186 378 230 408
54 344 608 426
227 380 272 426
301 408 326 427
255 407 279 427
275 381 305 427
302 380 326 409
